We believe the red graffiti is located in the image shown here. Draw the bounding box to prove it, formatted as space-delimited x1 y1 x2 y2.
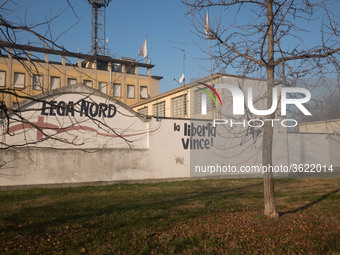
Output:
8 116 161 141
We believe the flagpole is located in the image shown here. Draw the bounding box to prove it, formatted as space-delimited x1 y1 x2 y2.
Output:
209 36 212 76
183 45 186 86
206 8 212 77
144 35 147 63
183 46 185 86
146 35 149 64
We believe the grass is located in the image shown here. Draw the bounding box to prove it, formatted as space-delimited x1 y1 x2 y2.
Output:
0 178 339 254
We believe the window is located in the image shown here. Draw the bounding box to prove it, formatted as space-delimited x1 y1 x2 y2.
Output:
97 60 108 71
12 102 20 108
138 67 148 76
14 72 25 88
172 94 187 117
127 84 135 98
113 83 121 97
82 61 94 69
67 78 77 86
138 106 148 116
0 71 5 87
50 76 60 90
112 63 122 73
98 82 106 93
126 65 135 74
83 80 92 87
194 88 215 114
33 74 43 90
153 101 165 117
140 86 148 99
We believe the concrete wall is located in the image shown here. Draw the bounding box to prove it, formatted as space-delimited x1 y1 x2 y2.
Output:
0 85 191 187
273 133 333 166
0 116 190 187
329 136 340 167
1 117 339 188
1 84 339 188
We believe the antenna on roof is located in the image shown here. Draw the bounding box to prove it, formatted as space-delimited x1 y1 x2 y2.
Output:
88 0 112 56
173 42 186 86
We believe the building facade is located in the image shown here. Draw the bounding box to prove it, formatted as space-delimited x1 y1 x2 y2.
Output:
131 73 274 120
0 41 162 107
131 74 222 119
299 119 340 134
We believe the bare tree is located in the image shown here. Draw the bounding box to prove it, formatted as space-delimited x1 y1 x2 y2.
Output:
0 0 145 161
183 0 340 218
296 78 340 123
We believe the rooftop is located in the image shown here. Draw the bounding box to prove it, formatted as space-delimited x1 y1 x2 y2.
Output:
0 41 154 69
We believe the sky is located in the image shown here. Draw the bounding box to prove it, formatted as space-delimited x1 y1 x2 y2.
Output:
4 0 339 94
5 0 211 93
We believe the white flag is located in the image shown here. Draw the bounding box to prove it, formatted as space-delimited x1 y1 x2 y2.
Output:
179 73 185 84
205 10 213 39
138 37 148 59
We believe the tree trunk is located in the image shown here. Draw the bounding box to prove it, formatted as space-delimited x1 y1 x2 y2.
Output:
263 0 279 218
262 69 279 218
